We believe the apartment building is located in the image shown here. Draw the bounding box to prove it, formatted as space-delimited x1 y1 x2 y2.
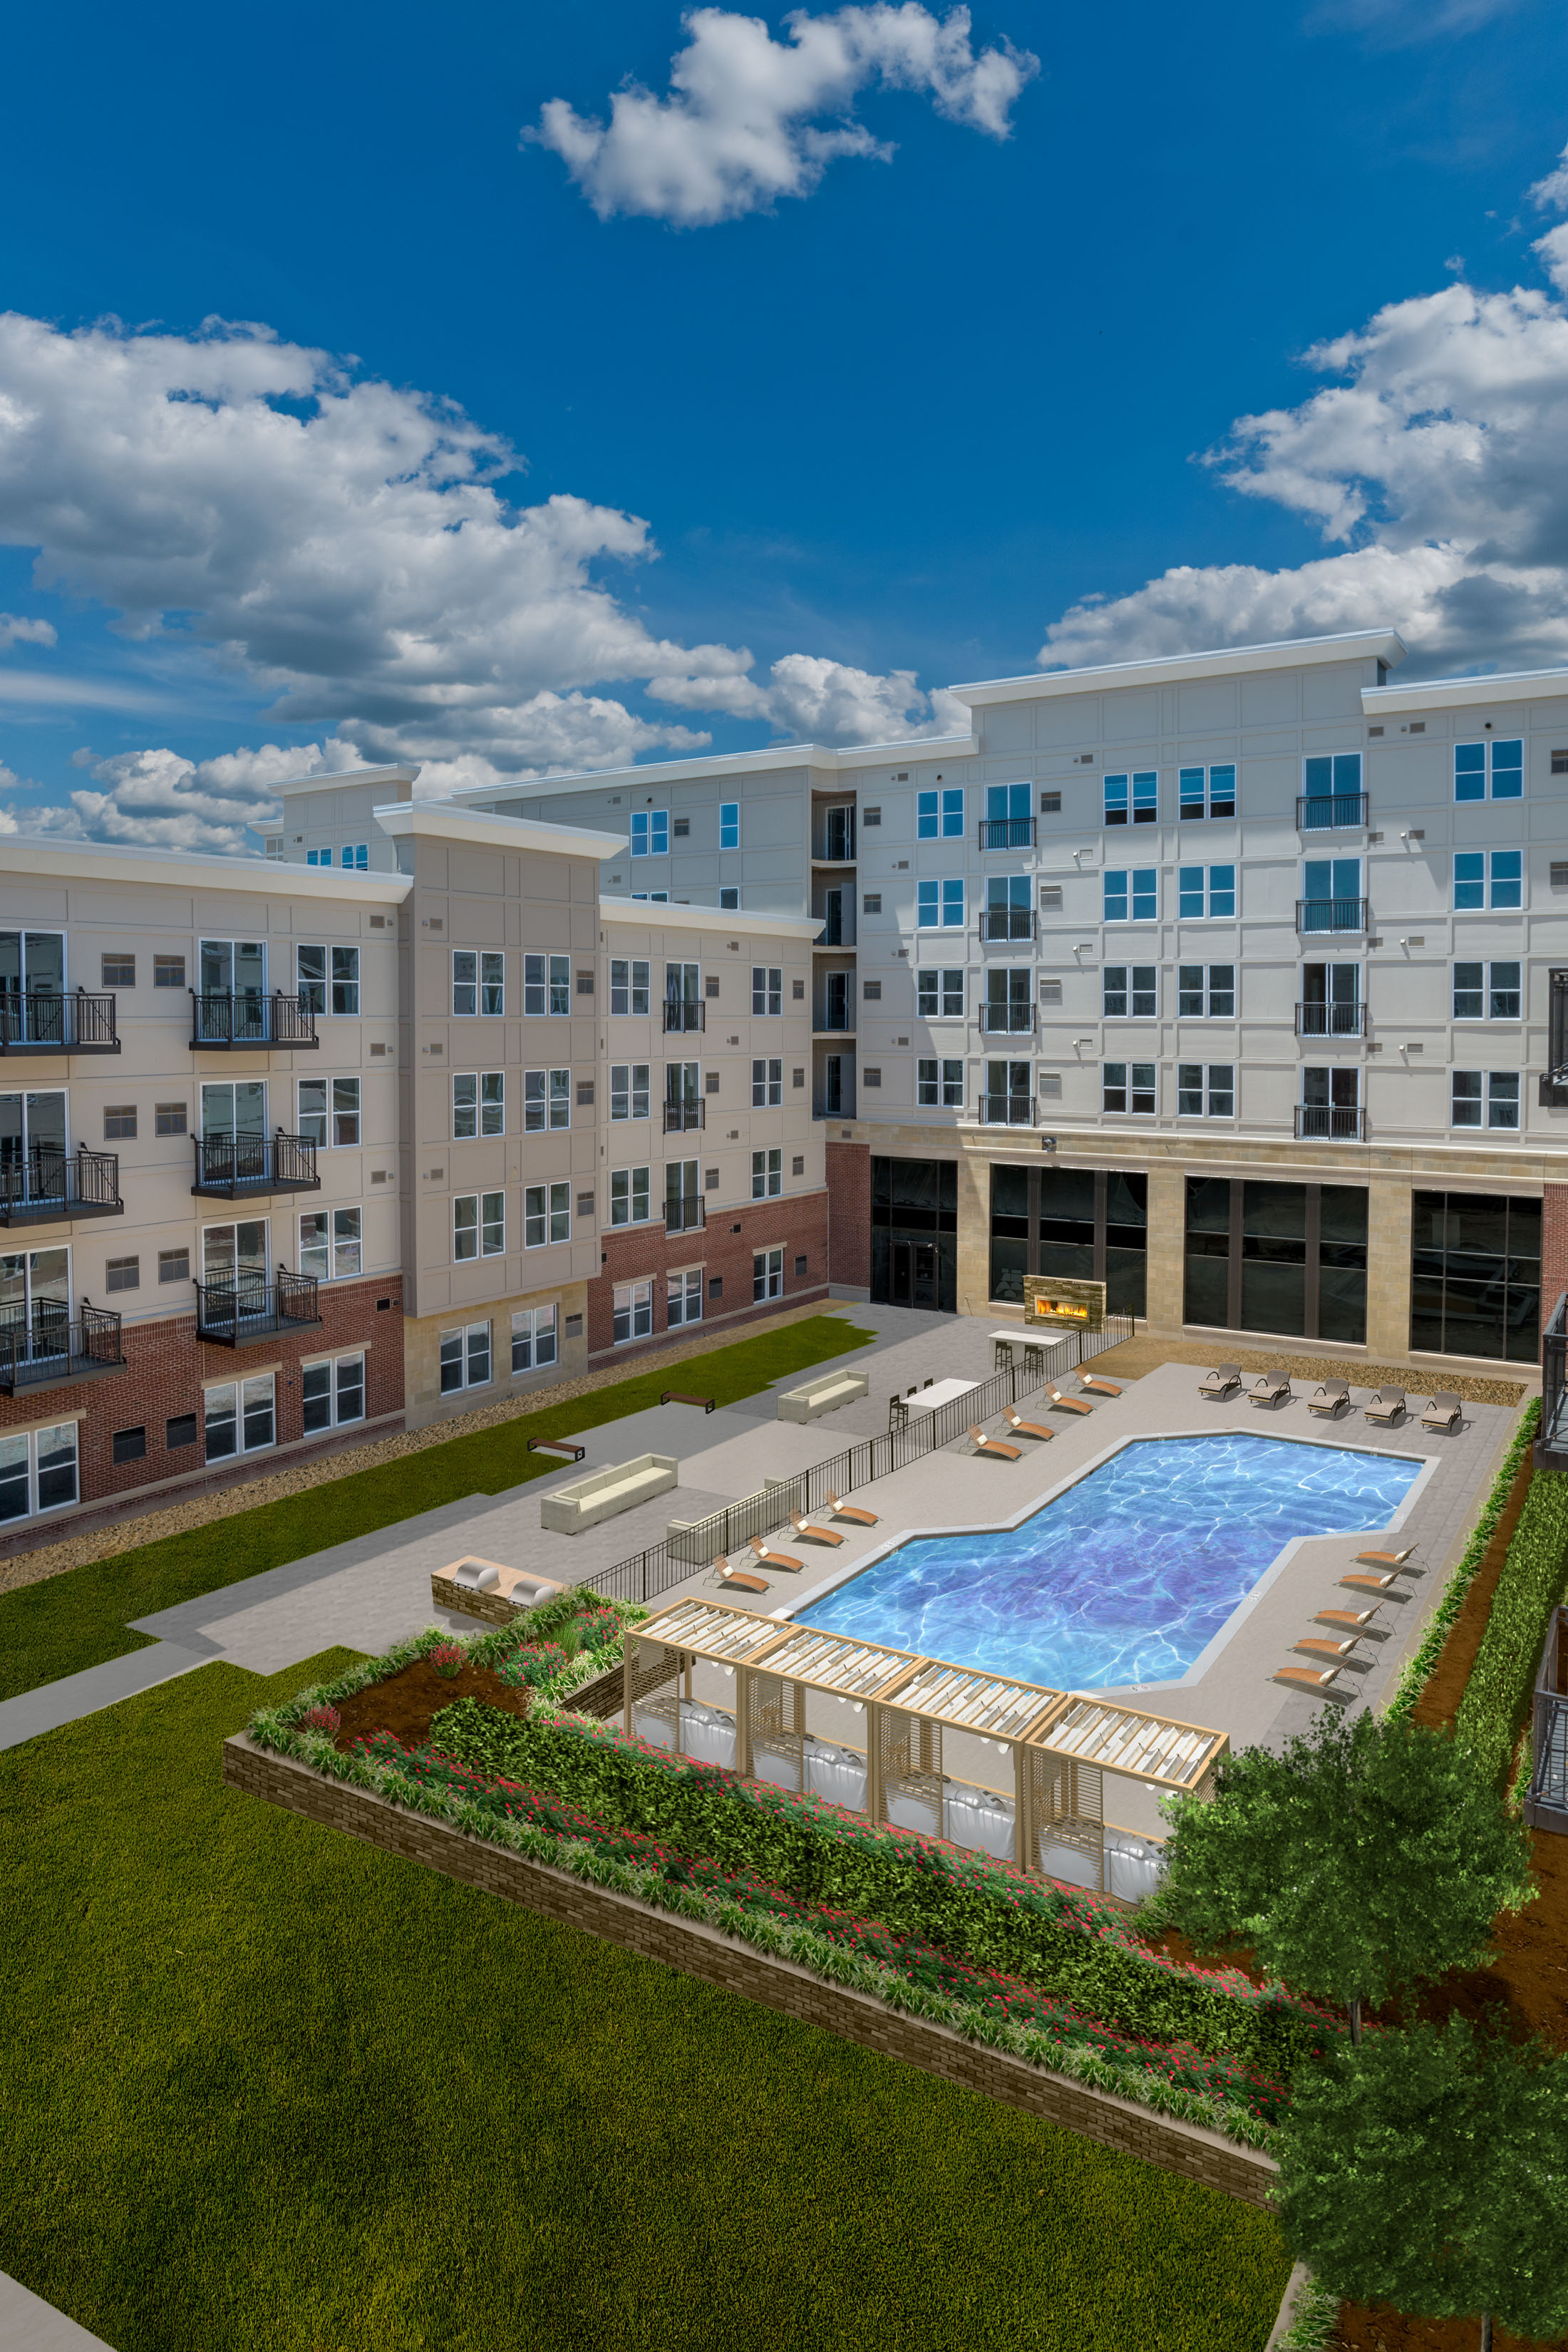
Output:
326 626 1568 1379
0 804 822 1542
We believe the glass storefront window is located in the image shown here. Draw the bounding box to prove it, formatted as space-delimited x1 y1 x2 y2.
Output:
1410 1192 1540 1362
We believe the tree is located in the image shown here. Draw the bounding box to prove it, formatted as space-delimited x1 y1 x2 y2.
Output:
1158 1709 1532 2039
1276 2013 1568 2352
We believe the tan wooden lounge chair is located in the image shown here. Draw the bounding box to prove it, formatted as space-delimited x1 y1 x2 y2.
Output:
710 1554 768 1595
1199 1365 1242 1398
1293 1635 1363 1663
1308 1381 1350 1418
750 1537 803 1572
1421 1393 1463 1433
825 1488 878 1526
969 1424 1022 1460
788 1508 845 1548
1249 1368 1291 1408
1273 1662 1343 1692
1046 1383 1093 1415
1355 1544 1415 1569
1080 1371 1122 1398
1364 1387 1406 1425
1341 1569 1408 1596
1315 1604 1383 1633
1004 1405 1055 1442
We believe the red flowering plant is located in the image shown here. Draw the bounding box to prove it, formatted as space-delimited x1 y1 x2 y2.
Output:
428 1644 465 1681
298 1703 341 1735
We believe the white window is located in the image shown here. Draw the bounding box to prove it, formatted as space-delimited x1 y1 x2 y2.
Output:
302 1353 365 1433
752 1147 783 1199
1453 962 1522 1020
1177 865 1237 920
1177 1063 1235 1118
614 1279 653 1343
609 959 651 1014
453 1192 504 1259
917 878 965 928
630 811 669 857
719 887 740 910
917 1057 965 1108
610 1166 651 1225
306 848 331 867
1104 770 1158 825
300 1206 363 1278
297 1077 360 1146
452 950 504 1017
753 1247 784 1302
205 1373 274 1460
1103 966 1157 1018
452 1071 505 1138
720 803 740 849
666 1268 703 1326
1453 851 1522 912
1177 965 1237 1019
339 843 370 870
1452 1070 1520 1130
1103 870 1157 923
1454 739 1522 801
523 1069 571 1132
609 1063 650 1121
917 969 964 1019
1177 765 1237 820
524 1182 571 1247
523 952 571 1018
201 1219 267 1284
751 966 782 1015
917 787 964 839
511 1304 558 1373
0 1421 78 1522
296 944 359 1015
1103 1062 1156 1115
440 1321 492 1393
751 1057 783 1107
199 939 265 997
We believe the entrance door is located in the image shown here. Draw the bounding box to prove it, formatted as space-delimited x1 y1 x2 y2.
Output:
825 971 849 1030
911 1244 939 1307
822 889 843 947
889 1240 912 1305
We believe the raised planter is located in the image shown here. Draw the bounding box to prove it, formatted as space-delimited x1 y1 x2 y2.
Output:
778 1369 868 1424
540 1454 678 1534
431 1557 564 1628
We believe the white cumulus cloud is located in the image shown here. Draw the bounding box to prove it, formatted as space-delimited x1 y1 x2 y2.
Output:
528 4 1038 225
648 649 970 738
0 612 56 651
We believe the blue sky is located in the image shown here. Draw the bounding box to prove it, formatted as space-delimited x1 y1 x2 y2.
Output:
3 0 1568 846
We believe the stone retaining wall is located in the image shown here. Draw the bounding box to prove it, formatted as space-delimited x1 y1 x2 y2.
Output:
222 1732 1277 2208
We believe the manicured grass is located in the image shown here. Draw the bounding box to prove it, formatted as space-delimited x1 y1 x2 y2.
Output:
0 1313 873 1703
0 1656 1292 2352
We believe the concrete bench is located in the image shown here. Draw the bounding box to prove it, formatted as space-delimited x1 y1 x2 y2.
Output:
777 1368 869 1423
540 1453 678 1534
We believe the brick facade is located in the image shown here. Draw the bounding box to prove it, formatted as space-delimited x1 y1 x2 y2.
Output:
1543 1181 1568 1333
588 1188 829 1358
825 1139 870 1289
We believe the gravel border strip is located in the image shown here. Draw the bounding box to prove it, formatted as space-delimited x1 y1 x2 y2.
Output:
1088 1336 1525 1409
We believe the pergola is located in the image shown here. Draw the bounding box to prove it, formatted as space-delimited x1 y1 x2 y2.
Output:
620 1597 1227 1895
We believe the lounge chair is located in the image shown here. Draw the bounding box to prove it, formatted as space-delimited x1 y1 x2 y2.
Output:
1315 1604 1383 1633
710 1555 768 1596
969 1425 1022 1461
1422 1393 1463 1433
1341 1569 1408 1596
1365 1388 1406 1425
1293 1635 1363 1663
1199 1366 1242 1399
1004 1405 1054 1442
788 1508 845 1548
1080 1371 1123 1398
1272 1662 1344 1693
825 1489 878 1526
750 1537 803 1573
1355 1545 1416 1569
1249 1369 1291 1408
1046 1383 1093 1415
1308 1381 1350 1418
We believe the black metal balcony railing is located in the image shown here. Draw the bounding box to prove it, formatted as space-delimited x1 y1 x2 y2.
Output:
1294 1105 1369 1140
1296 793 1369 832
665 1195 706 1233
1541 1293 1568 1468
979 816 1036 851
1295 1001 1368 1037
0 1145 123 1227
976 1093 1036 1127
981 1004 1035 1034
0 989 120 1056
189 991 319 1050
663 1001 705 1033
0 1300 125 1394
190 1131 321 1197
1296 899 1368 936
194 1268 321 1347
979 908 1036 943
663 1100 705 1133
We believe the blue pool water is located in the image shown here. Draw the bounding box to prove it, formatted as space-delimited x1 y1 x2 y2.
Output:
799 1433 1423 1691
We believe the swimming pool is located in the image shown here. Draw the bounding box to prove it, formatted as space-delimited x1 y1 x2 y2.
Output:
798 1433 1423 1691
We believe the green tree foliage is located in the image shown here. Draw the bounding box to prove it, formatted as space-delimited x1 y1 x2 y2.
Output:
1160 1710 1533 2038
1276 2014 1568 2352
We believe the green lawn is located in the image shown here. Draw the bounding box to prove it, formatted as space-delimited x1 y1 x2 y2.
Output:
0 1313 873 1703
0 1656 1291 2352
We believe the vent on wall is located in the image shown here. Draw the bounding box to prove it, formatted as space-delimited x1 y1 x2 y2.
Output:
1040 1073 1063 1098
1553 751 1568 775
369 914 388 928
370 1043 388 1057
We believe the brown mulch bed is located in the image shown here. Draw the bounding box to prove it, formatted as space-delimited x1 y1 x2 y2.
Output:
1408 1453 1536 1735
1088 1334 1527 1409
329 1655 531 1753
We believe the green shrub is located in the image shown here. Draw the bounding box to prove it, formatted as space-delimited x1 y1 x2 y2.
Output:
423 1697 1337 2083
1385 1401 1539 1724
1455 1466 1568 1787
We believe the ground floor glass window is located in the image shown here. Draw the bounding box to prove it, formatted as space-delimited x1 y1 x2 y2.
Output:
1183 1178 1367 1343
990 1165 1147 1316
0 1420 78 1520
1410 1191 1540 1362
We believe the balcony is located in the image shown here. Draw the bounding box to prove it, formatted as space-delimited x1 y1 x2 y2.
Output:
976 1093 1036 1127
0 1146 123 1227
979 909 1036 944
979 816 1036 852
195 1269 321 1347
665 1194 706 1234
189 991 319 1051
980 1005 1036 1035
1296 792 1368 832
0 1301 125 1396
1296 1002 1367 1038
1294 1105 1369 1140
814 1013 855 1035
1296 899 1368 937
191 1131 321 1199
663 1100 705 1133
0 990 120 1056
663 1001 705 1033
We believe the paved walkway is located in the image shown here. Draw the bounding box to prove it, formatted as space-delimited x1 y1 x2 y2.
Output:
0 2269 115 2349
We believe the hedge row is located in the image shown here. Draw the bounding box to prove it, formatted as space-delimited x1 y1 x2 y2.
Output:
425 1695 1339 2085
1454 1465 1568 1788
1384 1399 1539 1725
